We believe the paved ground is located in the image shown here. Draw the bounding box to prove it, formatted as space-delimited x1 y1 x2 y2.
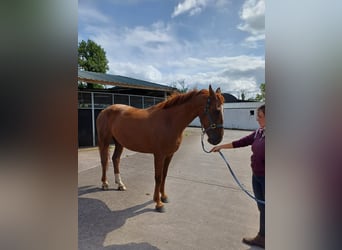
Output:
78 127 262 250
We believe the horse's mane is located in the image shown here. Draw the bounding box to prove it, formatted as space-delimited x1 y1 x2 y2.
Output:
154 89 208 110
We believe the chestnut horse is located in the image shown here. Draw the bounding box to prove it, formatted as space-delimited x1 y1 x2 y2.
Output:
96 85 224 212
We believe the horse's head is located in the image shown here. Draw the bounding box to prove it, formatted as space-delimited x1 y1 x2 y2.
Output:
199 85 224 145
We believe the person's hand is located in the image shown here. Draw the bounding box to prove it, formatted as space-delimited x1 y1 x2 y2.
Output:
210 146 221 152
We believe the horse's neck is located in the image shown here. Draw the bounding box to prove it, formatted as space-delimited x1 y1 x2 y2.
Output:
168 95 206 133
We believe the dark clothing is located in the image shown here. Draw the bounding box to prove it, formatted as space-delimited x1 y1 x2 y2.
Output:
232 128 265 236
253 174 265 236
232 128 265 176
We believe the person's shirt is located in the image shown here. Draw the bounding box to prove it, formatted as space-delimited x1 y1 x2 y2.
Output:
232 128 265 176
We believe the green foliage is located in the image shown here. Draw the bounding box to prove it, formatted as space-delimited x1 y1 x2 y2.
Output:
78 81 87 89
78 39 109 72
255 83 265 101
78 81 105 89
78 39 109 89
240 90 246 101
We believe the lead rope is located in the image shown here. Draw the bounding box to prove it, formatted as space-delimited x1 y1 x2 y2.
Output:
201 131 265 205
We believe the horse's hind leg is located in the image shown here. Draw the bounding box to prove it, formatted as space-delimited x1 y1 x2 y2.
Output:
112 142 126 190
99 141 110 190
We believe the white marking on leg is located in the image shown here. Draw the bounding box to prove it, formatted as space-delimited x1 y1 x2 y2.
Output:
115 173 126 190
102 181 109 190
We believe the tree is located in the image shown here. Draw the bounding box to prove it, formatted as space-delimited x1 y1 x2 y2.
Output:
170 80 189 93
78 39 109 89
240 89 246 101
255 83 265 101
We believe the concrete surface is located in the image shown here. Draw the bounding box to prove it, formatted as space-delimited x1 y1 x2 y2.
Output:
78 127 263 250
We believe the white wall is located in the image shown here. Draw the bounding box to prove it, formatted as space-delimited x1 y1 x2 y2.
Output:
189 102 264 130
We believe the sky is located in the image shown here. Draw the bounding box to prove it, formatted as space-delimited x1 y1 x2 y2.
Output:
78 0 265 99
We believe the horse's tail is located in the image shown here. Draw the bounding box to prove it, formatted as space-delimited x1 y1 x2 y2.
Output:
96 109 111 169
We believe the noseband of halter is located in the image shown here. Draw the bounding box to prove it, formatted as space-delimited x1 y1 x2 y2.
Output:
201 97 223 134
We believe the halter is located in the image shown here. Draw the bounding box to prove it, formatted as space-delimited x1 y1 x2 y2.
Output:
201 97 224 135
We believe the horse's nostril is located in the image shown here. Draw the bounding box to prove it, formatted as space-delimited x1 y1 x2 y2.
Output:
208 135 223 145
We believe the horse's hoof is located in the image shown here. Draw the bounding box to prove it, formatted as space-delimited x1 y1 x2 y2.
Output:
118 185 126 191
161 197 169 203
155 205 165 213
102 183 109 190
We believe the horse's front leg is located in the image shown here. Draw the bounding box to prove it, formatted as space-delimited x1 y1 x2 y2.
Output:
153 155 165 212
112 144 126 190
160 154 174 203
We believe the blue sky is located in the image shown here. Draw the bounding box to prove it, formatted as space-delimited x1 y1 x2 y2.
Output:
78 0 265 98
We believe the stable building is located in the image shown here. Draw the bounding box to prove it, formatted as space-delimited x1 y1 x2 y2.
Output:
78 70 176 147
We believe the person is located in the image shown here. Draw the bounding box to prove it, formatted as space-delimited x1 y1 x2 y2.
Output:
210 104 265 249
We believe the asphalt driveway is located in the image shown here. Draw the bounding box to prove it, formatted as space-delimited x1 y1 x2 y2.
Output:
78 127 262 250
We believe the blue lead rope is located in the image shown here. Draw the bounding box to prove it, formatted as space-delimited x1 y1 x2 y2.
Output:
201 132 265 205
217 151 265 205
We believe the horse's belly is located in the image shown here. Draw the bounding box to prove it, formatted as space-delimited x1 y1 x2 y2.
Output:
109 111 182 154
114 130 154 153
114 129 180 154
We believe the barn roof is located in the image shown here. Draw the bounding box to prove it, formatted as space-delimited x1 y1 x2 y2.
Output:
78 70 175 93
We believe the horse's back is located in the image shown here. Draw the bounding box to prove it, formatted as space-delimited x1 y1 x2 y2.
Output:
100 104 149 121
96 105 129 137
96 104 182 154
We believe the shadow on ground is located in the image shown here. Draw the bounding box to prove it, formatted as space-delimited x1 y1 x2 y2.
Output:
78 186 158 250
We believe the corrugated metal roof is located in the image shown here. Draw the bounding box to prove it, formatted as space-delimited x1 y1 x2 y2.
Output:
78 70 175 92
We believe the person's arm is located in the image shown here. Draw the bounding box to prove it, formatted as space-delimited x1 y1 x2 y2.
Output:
210 142 233 152
210 131 256 153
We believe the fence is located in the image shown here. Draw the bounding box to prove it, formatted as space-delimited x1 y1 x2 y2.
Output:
78 91 165 147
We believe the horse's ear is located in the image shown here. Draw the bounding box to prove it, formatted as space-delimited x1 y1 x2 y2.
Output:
216 87 221 94
209 84 215 96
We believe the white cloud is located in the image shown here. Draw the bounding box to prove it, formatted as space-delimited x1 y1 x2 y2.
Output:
106 54 263 98
159 55 264 97
123 22 173 46
78 1 264 98
167 55 264 75
78 5 111 24
237 0 265 45
109 62 163 82
215 0 230 9
172 0 208 17
82 22 263 96
208 55 264 71
171 0 231 17
84 21 178 65
199 56 263 93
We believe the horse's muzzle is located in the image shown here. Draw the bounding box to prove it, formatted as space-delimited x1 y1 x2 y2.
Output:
208 135 223 145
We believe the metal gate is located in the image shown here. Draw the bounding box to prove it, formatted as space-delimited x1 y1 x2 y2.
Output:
78 91 165 147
